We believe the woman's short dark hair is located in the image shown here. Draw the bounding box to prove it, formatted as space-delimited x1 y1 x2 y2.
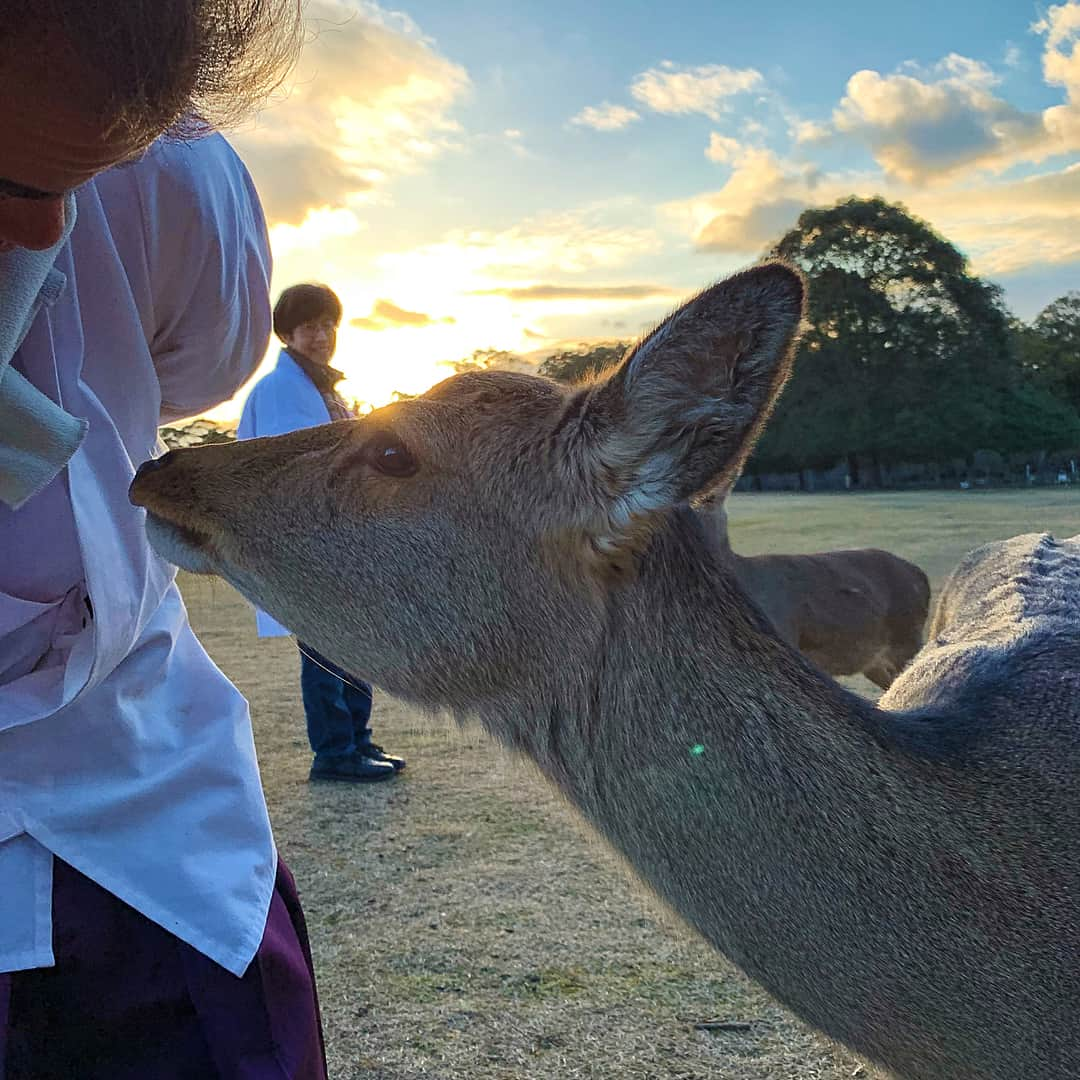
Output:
273 284 344 341
2 0 304 144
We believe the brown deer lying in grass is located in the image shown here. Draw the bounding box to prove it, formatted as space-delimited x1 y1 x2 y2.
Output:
699 495 930 689
131 263 1080 1080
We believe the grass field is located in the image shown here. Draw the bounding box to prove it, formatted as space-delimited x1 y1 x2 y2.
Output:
180 488 1080 1080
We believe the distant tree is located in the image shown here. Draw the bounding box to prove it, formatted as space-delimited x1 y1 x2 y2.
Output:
447 348 522 374
539 342 629 384
200 428 235 445
159 420 236 450
751 196 1029 479
1016 292 1080 415
993 381 1080 455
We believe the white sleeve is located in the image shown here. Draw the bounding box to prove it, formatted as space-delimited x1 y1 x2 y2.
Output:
92 134 273 423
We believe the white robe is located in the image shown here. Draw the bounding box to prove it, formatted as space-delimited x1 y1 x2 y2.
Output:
0 134 276 977
236 349 334 638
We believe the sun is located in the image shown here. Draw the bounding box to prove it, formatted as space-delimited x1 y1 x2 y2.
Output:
197 215 660 426
200 290 536 424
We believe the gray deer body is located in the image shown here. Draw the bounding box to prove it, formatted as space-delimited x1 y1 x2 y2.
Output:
131 264 1080 1079
486 509 1079 1080
545 518 1080 1080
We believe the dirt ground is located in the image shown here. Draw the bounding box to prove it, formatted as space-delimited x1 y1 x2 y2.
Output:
181 489 1080 1079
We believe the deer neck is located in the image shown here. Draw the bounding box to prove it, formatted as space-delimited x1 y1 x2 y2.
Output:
478 507 933 1049
522 507 879 807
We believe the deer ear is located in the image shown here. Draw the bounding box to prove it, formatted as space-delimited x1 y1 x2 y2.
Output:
566 262 804 554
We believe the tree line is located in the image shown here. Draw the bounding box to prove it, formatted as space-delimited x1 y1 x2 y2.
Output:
516 197 1080 487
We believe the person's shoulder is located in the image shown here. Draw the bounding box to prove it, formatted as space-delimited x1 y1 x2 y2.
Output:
250 354 297 390
142 132 246 179
149 134 253 202
94 132 256 221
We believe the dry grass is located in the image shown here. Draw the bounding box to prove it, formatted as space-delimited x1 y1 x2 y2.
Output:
181 488 1079 1079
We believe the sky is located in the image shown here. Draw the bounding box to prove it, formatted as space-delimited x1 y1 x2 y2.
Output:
204 0 1080 420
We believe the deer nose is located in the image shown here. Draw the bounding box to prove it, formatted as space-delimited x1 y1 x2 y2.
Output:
135 452 176 479
129 451 177 507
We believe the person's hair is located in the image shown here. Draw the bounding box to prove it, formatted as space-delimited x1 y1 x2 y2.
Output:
1 1 304 145
273 284 344 341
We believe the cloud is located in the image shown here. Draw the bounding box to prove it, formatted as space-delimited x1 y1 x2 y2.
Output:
267 206 365 255
809 7 1080 184
670 135 1080 279
234 143 372 226
232 0 469 224
472 283 680 301
656 5 1079 278
1038 2 1080 149
705 133 744 163
793 119 830 144
351 298 456 330
378 204 663 281
570 102 641 131
1037 1 1080 52
830 55 1048 182
630 61 763 121
694 197 808 252
667 147 829 253
911 162 1080 274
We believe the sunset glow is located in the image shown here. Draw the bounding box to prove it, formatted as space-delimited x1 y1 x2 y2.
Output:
203 0 1080 422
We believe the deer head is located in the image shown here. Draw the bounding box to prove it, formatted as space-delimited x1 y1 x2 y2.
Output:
130 263 805 711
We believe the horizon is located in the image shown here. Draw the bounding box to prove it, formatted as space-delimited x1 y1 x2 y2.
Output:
202 0 1080 420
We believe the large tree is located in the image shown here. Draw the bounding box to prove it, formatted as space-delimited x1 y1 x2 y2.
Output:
1016 291 1080 415
752 196 1035 477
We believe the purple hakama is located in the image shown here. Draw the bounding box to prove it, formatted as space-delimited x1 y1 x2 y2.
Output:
0 858 327 1079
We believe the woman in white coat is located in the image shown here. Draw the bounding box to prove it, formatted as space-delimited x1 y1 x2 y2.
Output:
237 284 405 783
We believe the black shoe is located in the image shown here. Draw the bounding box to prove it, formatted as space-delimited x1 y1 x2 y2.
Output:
309 753 396 783
360 742 406 772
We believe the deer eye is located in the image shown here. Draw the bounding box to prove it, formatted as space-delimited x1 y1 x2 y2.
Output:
364 431 418 478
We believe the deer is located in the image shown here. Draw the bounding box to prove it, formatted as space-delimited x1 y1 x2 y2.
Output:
698 494 930 689
130 263 1080 1080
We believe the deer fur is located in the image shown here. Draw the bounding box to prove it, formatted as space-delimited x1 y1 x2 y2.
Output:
699 495 930 689
130 262 1080 1080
